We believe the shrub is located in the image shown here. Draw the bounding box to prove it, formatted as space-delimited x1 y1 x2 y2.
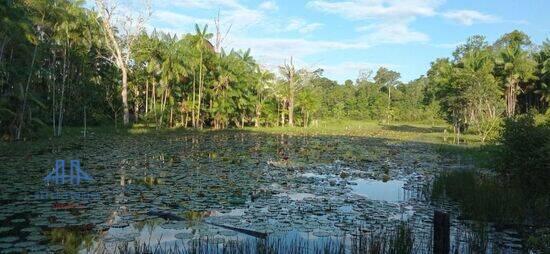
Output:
431 170 525 224
499 113 550 195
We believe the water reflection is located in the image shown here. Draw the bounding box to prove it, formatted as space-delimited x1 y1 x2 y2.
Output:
351 179 407 202
0 132 528 253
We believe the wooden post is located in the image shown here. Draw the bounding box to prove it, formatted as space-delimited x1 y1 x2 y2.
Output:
434 210 450 254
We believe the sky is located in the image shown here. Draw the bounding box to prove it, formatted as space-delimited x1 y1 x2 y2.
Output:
136 0 549 83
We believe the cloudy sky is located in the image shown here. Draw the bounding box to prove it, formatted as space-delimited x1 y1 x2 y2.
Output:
142 0 548 83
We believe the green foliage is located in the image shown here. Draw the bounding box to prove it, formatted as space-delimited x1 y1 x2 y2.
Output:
499 113 550 194
494 30 538 116
0 0 115 140
432 112 550 228
432 170 526 224
1 0 548 141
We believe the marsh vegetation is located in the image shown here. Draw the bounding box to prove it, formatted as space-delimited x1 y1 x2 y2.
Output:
1 0 549 253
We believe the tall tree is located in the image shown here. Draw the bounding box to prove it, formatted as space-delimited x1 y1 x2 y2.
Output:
278 57 300 126
534 40 550 104
374 67 400 123
191 24 213 128
94 0 150 126
494 30 537 117
253 67 274 127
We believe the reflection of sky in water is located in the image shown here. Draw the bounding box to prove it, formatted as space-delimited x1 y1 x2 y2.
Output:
0 132 526 253
351 179 406 202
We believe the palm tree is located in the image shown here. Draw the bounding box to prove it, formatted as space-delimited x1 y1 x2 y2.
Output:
254 67 274 127
192 24 213 128
158 33 187 127
278 57 299 126
495 31 536 117
211 49 235 129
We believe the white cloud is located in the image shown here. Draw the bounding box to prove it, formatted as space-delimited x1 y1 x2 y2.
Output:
170 0 242 9
307 0 441 20
307 0 439 45
222 8 265 31
429 41 463 49
442 10 499 26
360 21 429 44
170 0 265 28
259 1 278 11
154 0 265 39
285 19 323 34
154 11 212 27
226 37 370 71
320 61 397 82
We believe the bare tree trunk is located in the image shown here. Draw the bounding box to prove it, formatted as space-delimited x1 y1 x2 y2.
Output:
387 85 391 124
95 0 150 126
198 52 203 129
303 109 308 127
16 33 40 140
505 80 518 117
192 71 196 128
57 46 68 137
277 100 280 126
134 86 139 122
180 109 184 127
255 104 261 127
51 55 56 137
170 106 173 127
145 79 149 114
159 88 167 126
288 96 294 127
122 67 129 125
280 100 286 127
152 80 158 128
134 100 139 122
152 81 156 112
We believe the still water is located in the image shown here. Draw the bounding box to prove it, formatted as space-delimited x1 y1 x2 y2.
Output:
0 132 525 253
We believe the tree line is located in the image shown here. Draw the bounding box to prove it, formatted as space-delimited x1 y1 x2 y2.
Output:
427 32 549 142
1 0 548 140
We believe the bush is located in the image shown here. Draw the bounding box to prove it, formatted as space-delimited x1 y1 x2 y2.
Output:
432 170 525 223
500 113 550 195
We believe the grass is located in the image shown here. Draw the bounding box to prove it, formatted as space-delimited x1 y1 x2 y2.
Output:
243 119 482 146
431 170 526 224
6 119 483 146
95 222 526 254
431 169 550 253
434 143 500 169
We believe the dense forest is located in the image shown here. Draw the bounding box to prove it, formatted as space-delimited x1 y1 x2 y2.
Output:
1 0 549 141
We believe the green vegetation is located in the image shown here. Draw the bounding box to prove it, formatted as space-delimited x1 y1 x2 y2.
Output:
1 1 548 142
432 114 550 252
432 113 549 223
499 113 550 194
1 0 549 252
432 170 526 224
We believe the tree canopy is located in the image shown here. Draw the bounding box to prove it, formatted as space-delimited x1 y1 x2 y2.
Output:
0 1 548 141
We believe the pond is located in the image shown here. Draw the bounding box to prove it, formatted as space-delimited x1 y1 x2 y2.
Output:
0 131 525 253
351 179 406 202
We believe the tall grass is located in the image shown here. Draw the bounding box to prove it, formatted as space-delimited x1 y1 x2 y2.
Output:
431 170 525 224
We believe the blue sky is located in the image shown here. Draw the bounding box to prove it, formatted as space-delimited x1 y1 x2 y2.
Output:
144 0 549 83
